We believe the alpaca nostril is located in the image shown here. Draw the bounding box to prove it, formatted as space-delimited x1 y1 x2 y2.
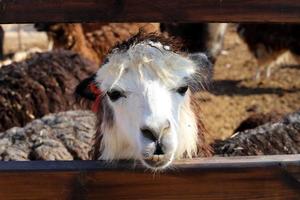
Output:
141 127 157 142
154 142 164 155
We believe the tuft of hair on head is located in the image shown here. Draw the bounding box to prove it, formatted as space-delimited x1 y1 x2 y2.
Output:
110 30 212 92
109 30 184 55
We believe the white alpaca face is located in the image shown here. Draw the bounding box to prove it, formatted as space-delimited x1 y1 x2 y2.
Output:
99 71 186 169
81 40 209 170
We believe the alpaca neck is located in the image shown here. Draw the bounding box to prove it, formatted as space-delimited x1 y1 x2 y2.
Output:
176 92 199 159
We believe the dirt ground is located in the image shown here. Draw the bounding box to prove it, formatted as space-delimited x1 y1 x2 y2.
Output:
200 25 300 141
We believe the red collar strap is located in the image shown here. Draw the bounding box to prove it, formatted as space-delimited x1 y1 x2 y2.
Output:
89 83 102 113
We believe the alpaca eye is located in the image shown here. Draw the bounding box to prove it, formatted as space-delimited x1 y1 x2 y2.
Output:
177 86 188 96
107 90 124 102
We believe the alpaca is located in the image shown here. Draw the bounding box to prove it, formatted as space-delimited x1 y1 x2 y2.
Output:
0 50 97 132
237 23 300 79
76 33 212 170
214 110 300 156
0 110 96 161
233 111 283 133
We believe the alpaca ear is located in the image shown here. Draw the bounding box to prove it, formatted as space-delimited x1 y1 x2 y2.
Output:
189 52 213 83
75 74 98 101
189 52 212 72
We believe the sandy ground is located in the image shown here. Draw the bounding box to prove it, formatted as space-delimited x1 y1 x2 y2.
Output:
1 24 299 141
200 25 300 141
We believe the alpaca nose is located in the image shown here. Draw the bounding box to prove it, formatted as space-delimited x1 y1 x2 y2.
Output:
141 128 158 142
141 120 171 142
141 126 166 155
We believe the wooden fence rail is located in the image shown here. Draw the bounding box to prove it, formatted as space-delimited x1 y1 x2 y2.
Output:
0 155 299 200
0 0 300 23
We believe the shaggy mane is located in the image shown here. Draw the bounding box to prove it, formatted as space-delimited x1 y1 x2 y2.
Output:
109 31 183 55
190 95 213 157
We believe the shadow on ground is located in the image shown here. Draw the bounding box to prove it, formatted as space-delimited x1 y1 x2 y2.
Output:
210 79 300 96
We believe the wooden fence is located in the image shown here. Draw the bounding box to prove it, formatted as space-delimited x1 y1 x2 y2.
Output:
0 155 299 199
0 0 300 199
0 0 300 23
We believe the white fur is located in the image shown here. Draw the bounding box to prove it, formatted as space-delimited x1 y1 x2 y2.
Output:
95 41 201 169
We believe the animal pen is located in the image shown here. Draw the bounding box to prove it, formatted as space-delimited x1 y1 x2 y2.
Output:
0 0 300 199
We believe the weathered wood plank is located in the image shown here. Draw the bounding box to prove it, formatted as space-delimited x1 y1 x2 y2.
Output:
0 0 300 23
0 155 299 199
1 154 300 171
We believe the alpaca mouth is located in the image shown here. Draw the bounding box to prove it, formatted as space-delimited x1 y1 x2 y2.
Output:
142 154 172 169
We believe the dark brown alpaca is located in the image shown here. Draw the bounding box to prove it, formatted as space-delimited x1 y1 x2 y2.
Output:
237 23 300 78
0 50 97 132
